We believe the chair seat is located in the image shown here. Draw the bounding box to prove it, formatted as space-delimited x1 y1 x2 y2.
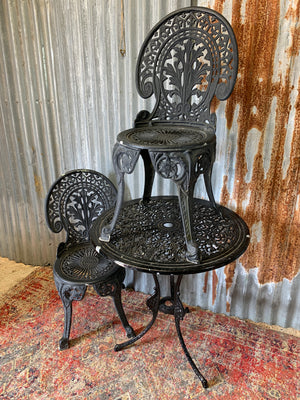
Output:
117 125 215 151
54 242 121 285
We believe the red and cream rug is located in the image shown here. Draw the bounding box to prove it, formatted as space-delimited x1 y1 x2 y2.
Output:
0 267 299 399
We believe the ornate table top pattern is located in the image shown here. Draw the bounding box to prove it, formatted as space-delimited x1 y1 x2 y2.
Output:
90 196 250 275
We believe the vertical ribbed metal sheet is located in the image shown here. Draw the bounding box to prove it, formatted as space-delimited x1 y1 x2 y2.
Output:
0 0 299 330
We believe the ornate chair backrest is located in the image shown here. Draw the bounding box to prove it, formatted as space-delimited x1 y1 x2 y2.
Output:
46 170 117 246
135 7 238 128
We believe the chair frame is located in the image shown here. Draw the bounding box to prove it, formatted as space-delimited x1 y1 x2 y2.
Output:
100 7 238 264
46 169 135 350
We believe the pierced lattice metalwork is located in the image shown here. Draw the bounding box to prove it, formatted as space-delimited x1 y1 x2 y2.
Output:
46 169 117 245
93 196 250 274
100 7 238 264
56 243 120 283
136 7 238 124
90 196 250 387
45 169 135 350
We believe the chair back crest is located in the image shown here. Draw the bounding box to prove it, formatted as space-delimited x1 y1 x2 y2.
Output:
135 7 238 126
46 170 117 245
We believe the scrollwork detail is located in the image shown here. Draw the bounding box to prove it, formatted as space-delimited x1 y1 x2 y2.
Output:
46 170 117 245
105 198 240 264
150 151 189 191
136 8 238 123
112 143 140 175
93 281 116 297
195 146 215 175
54 275 87 305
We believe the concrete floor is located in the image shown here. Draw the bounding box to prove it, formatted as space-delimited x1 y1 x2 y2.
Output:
0 256 299 338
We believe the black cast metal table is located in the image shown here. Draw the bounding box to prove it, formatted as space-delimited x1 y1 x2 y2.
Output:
90 196 250 388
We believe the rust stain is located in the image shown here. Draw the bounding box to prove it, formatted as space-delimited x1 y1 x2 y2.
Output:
286 3 300 59
202 270 219 305
220 0 300 287
221 175 230 205
212 270 218 304
226 301 230 313
210 96 220 115
224 262 236 291
34 175 43 198
203 271 208 294
213 0 226 14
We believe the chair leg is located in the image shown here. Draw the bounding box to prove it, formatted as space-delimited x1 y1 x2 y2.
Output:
54 275 87 350
93 278 135 338
204 163 218 211
100 143 140 242
141 149 155 203
60 294 72 351
203 147 222 217
177 187 200 264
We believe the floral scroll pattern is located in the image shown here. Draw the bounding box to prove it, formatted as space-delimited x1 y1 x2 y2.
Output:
136 8 237 123
108 198 243 265
46 170 117 244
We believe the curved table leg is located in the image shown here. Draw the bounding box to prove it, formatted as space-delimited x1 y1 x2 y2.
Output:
114 273 160 351
173 276 209 388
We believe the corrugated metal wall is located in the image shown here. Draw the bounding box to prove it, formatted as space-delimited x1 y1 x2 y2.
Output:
0 0 299 329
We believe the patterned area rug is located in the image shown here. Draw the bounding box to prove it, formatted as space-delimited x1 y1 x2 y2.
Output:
0 267 299 399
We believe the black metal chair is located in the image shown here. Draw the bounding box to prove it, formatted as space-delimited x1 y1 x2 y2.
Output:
45 169 135 350
100 7 238 264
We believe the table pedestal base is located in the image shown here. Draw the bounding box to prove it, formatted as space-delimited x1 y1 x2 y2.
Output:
114 274 208 389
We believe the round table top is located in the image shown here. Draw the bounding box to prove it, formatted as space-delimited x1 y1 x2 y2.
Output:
90 196 250 275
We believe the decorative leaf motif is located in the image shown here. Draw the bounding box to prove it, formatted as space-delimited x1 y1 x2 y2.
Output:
162 39 211 116
46 170 117 246
67 191 104 239
136 9 238 122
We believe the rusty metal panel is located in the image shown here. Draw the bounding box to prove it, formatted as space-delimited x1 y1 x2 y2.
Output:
193 0 299 329
0 0 299 330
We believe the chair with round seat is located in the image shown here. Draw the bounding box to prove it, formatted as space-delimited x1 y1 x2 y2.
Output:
45 169 135 350
100 6 238 264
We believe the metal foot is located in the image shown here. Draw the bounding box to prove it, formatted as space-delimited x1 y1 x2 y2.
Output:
100 225 112 242
59 337 70 350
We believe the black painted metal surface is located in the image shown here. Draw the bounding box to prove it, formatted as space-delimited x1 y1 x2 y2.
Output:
91 196 250 275
100 7 238 263
135 7 238 124
91 196 249 388
45 169 135 349
91 7 243 387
